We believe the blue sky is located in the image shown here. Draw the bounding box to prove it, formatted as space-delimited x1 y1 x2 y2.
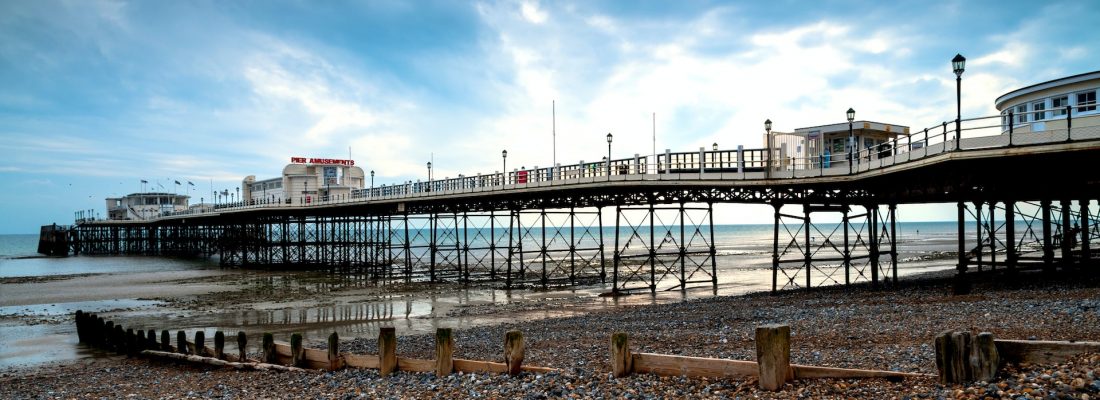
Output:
1 0 1098 234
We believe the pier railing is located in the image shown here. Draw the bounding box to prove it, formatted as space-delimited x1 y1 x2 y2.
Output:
140 109 1100 221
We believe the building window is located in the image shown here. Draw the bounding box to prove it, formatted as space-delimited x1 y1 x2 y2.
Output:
1015 104 1028 123
1032 101 1046 120
1052 95 1068 116
1077 90 1097 113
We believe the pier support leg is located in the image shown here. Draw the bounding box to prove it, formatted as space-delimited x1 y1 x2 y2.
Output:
771 203 780 293
889 204 898 286
869 204 880 288
1061 199 1073 269
955 202 970 295
1005 201 1017 273
1082 199 1092 266
1041 200 1054 274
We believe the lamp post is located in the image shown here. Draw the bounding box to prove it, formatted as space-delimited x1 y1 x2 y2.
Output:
502 150 507 184
952 53 966 150
426 161 432 192
606 132 613 177
847 108 856 174
370 170 374 189
764 119 772 178
235 187 239 206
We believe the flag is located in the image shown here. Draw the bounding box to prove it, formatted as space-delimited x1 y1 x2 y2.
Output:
187 181 195 186
174 180 181 185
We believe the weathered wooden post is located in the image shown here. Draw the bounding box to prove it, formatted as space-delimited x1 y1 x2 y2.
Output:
95 316 105 349
262 333 276 364
935 330 1000 384
194 331 206 357
125 328 136 356
610 332 632 378
214 331 225 359
114 325 125 355
177 331 189 355
290 333 304 367
135 329 145 353
75 310 86 343
504 330 525 376
379 327 397 377
755 324 791 391
934 330 970 384
146 329 157 349
435 328 454 377
972 332 999 382
160 330 171 351
104 321 115 350
327 332 341 370
237 331 247 362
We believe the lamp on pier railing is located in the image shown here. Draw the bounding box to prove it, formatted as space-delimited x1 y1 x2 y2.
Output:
235 187 239 205
426 162 432 192
501 150 507 183
370 170 374 189
952 53 966 150
606 132 613 177
764 119 772 178
847 108 856 174
712 142 718 151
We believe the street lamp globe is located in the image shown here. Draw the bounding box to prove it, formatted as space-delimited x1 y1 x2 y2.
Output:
712 142 718 151
606 132 613 144
502 149 507 159
764 119 772 133
952 53 966 77
847 108 856 123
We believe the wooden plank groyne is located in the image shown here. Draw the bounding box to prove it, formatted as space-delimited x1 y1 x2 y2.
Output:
75 311 1100 391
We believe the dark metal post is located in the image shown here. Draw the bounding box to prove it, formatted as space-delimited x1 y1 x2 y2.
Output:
1041 200 1053 273
613 205 621 294
869 205 879 288
889 204 898 285
1061 200 1073 267
974 201 983 272
648 203 656 292
1066 105 1073 141
988 202 996 270
803 204 812 289
598 207 606 283
771 203 780 293
1008 111 1015 146
680 203 687 290
1081 199 1091 264
1005 201 1017 272
955 202 969 295
843 207 851 286
708 202 718 290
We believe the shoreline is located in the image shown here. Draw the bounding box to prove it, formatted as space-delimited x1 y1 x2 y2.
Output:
3 270 1099 398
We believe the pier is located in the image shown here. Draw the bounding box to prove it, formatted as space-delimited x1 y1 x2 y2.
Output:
44 108 1100 294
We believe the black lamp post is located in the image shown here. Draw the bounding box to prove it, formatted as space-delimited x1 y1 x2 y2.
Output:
426 162 432 192
952 53 966 150
235 187 240 205
847 108 856 174
502 150 507 182
370 170 374 189
764 119 772 178
606 132 613 177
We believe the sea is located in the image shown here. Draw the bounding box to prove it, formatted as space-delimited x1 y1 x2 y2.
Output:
0 222 962 368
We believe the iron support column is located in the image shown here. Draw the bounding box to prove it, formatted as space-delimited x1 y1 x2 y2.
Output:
1061 200 1073 268
771 203 780 293
869 205 880 288
1005 201 1017 272
1082 199 1091 264
955 202 969 295
889 204 898 285
1041 200 1054 273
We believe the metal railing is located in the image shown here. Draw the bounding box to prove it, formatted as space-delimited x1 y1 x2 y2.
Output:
101 108 1100 222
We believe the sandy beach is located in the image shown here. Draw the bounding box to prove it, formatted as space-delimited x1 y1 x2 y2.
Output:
2 268 1099 399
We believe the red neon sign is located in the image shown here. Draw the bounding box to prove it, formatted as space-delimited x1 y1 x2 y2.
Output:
290 157 355 166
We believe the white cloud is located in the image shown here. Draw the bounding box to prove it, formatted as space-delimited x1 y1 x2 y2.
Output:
520 1 547 24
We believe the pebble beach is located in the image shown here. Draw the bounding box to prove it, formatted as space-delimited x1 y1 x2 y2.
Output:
3 271 1099 399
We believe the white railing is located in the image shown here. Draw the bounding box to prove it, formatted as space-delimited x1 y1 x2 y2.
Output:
134 109 1100 222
